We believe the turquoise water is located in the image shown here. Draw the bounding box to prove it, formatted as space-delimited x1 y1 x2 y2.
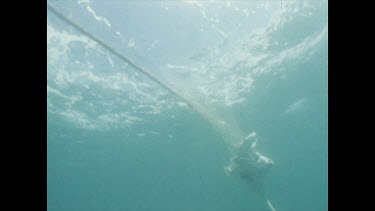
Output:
47 1 327 210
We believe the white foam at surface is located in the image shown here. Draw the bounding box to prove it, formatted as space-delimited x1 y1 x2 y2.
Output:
182 0 327 107
60 110 97 130
77 0 90 4
47 19 177 129
86 5 111 28
167 64 200 73
47 0 327 130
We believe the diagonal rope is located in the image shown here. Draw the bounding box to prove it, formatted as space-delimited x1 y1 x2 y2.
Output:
47 3 246 143
47 3 193 108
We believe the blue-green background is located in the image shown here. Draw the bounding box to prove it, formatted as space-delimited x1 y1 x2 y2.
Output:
47 1 327 210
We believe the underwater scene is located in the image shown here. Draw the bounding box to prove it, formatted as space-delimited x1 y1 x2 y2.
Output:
47 0 328 210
